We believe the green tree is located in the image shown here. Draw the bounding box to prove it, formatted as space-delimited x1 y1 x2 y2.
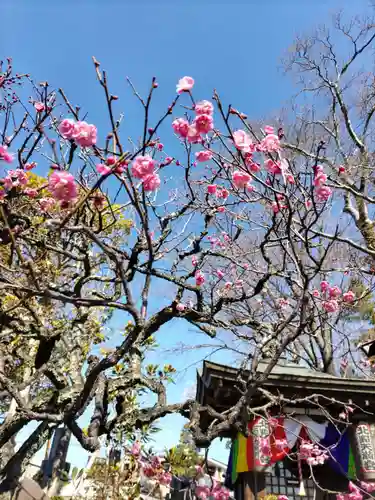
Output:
165 427 202 478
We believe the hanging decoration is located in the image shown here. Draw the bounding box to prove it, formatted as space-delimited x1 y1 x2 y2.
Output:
226 416 357 486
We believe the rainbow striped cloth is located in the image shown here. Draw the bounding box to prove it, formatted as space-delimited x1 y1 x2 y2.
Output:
225 419 356 487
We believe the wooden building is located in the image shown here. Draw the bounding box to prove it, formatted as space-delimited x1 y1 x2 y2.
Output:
196 359 375 500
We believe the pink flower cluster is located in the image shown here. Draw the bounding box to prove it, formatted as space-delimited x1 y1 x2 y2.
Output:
195 150 213 163
233 125 281 156
206 184 229 203
2 169 28 190
48 171 78 204
299 440 329 466
336 481 375 500
195 483 230 500
313 281 355 313
265 159 282 175
58 119 97 148
96 156 127 176
271 194 287 214
140 454 172 487
0 145 14 163
233 130 253 153
232 170 252 189
313 165 332 202
260 128 281 153
172 99 214 143
131 155 160 192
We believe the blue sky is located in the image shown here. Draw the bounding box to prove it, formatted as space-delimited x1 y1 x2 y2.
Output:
2 0 372 474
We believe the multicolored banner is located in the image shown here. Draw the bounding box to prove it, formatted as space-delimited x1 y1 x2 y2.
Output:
226 416 356 486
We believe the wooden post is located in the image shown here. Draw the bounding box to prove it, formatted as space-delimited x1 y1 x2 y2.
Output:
235 472 266 500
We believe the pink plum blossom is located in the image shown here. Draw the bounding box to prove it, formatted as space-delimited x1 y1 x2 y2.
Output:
187 124 202 144
233 130 252 153
96 164 111 175
322 300 339 313
7 169 28 188
48 171 78 203
106 156 116 166
217 270 225 278
329 286 342 298
260 133 280 152
207 184 217 194
212 485 230 500
264 125 275 134
320 281 329 292
343 291 355 303
176 303 186 312
143 173 160 192
34 101 45 113
164 156 173 165
232 170 251 188
245 153 261 172
195 150 213 162
25 162 36 171
131 155 156 179
265 159 282 175
172 118 190 138
271 201 287 213
193 114 214 134
360 482 375 493
195 486 211 500
217 187 229 199
312 290 320 298
315 185 332 202
195 270 205 286
72 121 97 147
176 76 194 94
58 119 76 140
0 145 14 163
195 100 214 116
313 172 328 187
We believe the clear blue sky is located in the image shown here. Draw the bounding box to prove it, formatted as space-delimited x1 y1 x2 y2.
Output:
2 0 372 473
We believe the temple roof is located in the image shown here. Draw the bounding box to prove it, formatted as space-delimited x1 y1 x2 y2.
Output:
195 360 375 435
